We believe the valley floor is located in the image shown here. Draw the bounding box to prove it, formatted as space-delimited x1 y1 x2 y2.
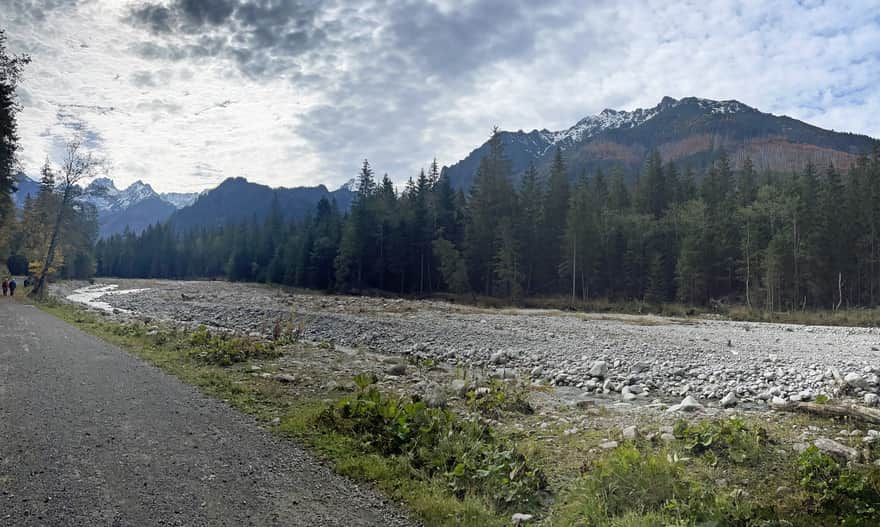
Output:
52 278 880 412
33 279 880 525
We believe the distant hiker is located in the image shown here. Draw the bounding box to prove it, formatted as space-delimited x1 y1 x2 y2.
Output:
1 278 7 296
8 278 16 297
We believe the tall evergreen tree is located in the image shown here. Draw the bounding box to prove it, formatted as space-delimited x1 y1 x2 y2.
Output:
540 147 569 292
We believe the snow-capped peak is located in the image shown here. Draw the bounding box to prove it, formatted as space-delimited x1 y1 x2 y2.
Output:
161 192 199 208
116 180 157 209
86 177 119 195
533 96 751 156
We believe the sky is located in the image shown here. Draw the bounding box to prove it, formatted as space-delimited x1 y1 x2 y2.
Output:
2 0 879 193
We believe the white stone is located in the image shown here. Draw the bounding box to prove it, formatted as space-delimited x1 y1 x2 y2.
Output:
721 391 738 408
511 513 534 525
622 425 639 440
678 395 704 412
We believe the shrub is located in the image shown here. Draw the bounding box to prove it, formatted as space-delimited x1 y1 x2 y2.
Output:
673 418 766 464
187 326 283 366
466 379 533 417
797 446 880 525
317 376 546 511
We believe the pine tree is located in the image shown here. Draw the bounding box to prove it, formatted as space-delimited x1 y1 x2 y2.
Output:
540 147 569 292
335 160 378 290
465 128 515 295
517 163 543 293
0 30 29 222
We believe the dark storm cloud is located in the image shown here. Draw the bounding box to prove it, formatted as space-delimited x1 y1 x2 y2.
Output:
124 0 584 177
126 0 326 77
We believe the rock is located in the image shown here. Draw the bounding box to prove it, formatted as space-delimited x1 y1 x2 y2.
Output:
599 440 619 449
490 351 508 365
272 373 297 383
770 396 789 408
529 366 543 378
844 372 869 390
589 360 608 379
678 395 704 412
269 417 281 426
424 384 447 408
865 393 879 407
386 363 407 376
814 437 860 462
449 379 468 397
660 433 675 443
511 513 534 525
622 425 639 440
721 391 738 408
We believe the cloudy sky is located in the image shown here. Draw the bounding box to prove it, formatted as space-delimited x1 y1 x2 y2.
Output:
2 0 879 193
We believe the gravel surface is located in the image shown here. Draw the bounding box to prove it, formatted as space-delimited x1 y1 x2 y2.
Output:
0 299 413 527
52 279 880 409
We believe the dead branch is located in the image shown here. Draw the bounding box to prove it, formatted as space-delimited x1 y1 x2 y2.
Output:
773 401 880 425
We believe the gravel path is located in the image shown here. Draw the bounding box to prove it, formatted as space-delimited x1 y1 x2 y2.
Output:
0 299 413 527
51 279 880 408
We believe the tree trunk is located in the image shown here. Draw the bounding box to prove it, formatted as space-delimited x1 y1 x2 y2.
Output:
31 188 68 298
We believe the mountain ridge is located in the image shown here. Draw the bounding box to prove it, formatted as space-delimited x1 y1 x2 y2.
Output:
442 96 880 189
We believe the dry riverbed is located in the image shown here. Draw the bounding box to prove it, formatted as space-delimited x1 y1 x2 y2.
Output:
52 279 880 413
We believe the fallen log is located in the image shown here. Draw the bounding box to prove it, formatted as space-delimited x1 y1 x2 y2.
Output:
773 401 880 425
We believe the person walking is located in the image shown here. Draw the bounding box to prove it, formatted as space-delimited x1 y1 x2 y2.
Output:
2 278 7 296
8 277 16 297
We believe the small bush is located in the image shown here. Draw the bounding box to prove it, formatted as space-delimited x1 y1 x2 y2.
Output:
466 379 533 417
673 418 767 464
797 446 880 526
317 376 546 511
187 326 283 366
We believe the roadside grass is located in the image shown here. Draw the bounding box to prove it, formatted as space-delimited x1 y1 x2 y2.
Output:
29 296 880 526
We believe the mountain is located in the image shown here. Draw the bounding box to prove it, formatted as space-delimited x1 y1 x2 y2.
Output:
168 176 355 232
160 192 199 208
81 178 198 238
11 172 39 208
98 196 176 238
442 96 880 189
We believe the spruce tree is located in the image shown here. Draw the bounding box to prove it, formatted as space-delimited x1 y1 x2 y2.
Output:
540 147 569 292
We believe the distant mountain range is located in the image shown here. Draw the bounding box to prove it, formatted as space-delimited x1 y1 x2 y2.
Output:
12 95 878 238
442 96 880 189
12 173 355 239
167 177 355 232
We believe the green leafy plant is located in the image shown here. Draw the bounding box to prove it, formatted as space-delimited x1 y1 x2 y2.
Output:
797 446 880 525
187 326 283 366
673 418 767 464
317 378 546 511
466 379 533 417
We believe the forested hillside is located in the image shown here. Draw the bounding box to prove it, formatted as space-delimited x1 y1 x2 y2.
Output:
96 130 880 311
442 96 879 191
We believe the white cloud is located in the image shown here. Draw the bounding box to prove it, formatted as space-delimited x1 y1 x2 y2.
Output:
2 0 878 193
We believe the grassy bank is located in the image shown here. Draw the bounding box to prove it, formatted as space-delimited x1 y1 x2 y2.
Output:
437 291 880 328
30 297 880 526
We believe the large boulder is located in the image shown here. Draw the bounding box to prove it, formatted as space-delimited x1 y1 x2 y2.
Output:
814 437 860 462
589 360 608 379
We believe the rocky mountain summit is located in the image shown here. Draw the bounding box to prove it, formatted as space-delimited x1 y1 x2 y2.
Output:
442 96 880 189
